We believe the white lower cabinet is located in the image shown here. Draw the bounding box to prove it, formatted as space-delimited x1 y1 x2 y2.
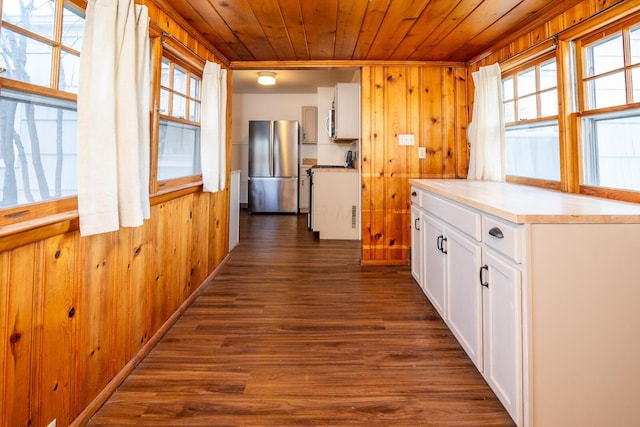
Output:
444 226 483 370
411 185 521 425
410 180 640 427
410 204 423 286
421 213 446 318
482 248 522 424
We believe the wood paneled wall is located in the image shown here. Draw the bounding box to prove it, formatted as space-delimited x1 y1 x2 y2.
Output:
468 0 624 73
360 65 468 265
0 1 232 426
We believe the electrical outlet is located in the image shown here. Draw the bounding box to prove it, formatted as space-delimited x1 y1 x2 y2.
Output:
418 147 426 159
47 419 57 427
398 133 415 146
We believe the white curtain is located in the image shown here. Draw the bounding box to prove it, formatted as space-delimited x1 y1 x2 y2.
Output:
467 63 505 181
201 61 228 193
77 0 150 236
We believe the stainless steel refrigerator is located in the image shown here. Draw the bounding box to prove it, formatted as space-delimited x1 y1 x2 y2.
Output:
248 120 299 213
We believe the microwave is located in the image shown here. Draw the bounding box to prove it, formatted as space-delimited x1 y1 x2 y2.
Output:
327 101 336 140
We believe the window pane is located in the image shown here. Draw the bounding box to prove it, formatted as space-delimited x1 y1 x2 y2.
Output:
0 88 78 208
0 28 53 87
173 94 186 119
540 89 558 117
582 114 640 191
59 51 80 93
517 68 536 96
503 77 514 100
540 60 557 90
505 122 560 181
158 120 201 181
517 94 536 120
159 89 169 115
633 67 640 103
587 33 624 76
504 101 515 123
630 26 640 66
189 100 200 122
161 58 170 87
173 65 187 94
587 72 626 109
2 0 55 40
190 75 200 99
62 3 85 51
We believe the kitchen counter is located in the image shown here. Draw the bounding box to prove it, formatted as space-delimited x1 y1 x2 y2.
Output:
410 179 640 427
311 167 358 173
311 168 359 239
409 179 640 224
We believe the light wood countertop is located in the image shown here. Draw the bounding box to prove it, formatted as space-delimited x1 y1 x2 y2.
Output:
410 179 640 224
311 167 358 173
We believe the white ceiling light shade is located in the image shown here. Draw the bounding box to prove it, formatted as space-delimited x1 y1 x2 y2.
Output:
257 71 276 85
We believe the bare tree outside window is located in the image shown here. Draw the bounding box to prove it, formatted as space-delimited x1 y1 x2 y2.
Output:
0 0 83 208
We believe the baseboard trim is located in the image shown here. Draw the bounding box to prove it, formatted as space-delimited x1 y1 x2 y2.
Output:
70 254 230 427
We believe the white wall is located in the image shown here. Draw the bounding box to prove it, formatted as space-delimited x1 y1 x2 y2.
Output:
231 93 317 203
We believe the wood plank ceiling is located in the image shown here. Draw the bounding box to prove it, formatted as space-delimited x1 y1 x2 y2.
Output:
160 0 581 64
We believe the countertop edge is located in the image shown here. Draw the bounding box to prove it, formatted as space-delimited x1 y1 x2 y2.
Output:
410 179 640 224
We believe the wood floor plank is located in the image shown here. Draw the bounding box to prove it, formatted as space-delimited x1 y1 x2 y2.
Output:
87 211 514 426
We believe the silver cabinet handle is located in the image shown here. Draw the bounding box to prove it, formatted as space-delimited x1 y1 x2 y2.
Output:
488 227 504 239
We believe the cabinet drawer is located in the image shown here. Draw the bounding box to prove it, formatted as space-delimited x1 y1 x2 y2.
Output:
411 187 422 208
423 192 481 241
483 215 522 263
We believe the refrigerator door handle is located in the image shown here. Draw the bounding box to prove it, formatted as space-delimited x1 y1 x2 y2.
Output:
269 121 274 177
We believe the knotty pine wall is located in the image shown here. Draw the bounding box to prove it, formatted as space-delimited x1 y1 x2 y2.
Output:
0 2 232 426
360 65 468 265
469 0 625 74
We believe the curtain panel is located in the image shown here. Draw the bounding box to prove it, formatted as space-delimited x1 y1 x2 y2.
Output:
201 61 228 193
77 0 150 236
467 63 505 181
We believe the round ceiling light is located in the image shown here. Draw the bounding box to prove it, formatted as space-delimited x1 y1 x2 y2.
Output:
257 71 276 85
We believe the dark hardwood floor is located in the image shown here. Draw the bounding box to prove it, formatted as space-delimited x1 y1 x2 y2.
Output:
88 211 514 426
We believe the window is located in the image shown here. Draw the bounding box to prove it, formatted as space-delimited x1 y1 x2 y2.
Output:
502 54 560 184
577 17 640 197
0 0 84 210
157 55 202 183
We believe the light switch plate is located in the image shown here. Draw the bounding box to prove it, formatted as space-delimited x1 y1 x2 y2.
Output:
418 147 426 159
398 134 415 146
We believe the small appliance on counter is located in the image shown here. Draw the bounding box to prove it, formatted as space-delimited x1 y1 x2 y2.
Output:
346 150 354 168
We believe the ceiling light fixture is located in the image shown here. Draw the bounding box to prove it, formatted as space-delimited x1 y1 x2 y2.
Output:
257 71 276 85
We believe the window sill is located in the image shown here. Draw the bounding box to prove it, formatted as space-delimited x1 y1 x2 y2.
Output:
0 211 79 252
0 180 210 253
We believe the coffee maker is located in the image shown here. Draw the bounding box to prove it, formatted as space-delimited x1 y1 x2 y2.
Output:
345 150 354 168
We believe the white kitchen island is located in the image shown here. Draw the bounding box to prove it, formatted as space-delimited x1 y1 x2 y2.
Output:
410 179 640 427
311 168 359 240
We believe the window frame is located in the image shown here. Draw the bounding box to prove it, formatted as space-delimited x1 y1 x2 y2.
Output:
0 0 85 224
502 50 562 191
150 36 205 194
574 13 640 203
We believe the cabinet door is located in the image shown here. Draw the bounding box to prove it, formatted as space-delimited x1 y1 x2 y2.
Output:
410 205 423 286
423 213 446 317
299 167 310 211
335 83 360 139
482 250 522 425
445 227 483 370
301 106 317 143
